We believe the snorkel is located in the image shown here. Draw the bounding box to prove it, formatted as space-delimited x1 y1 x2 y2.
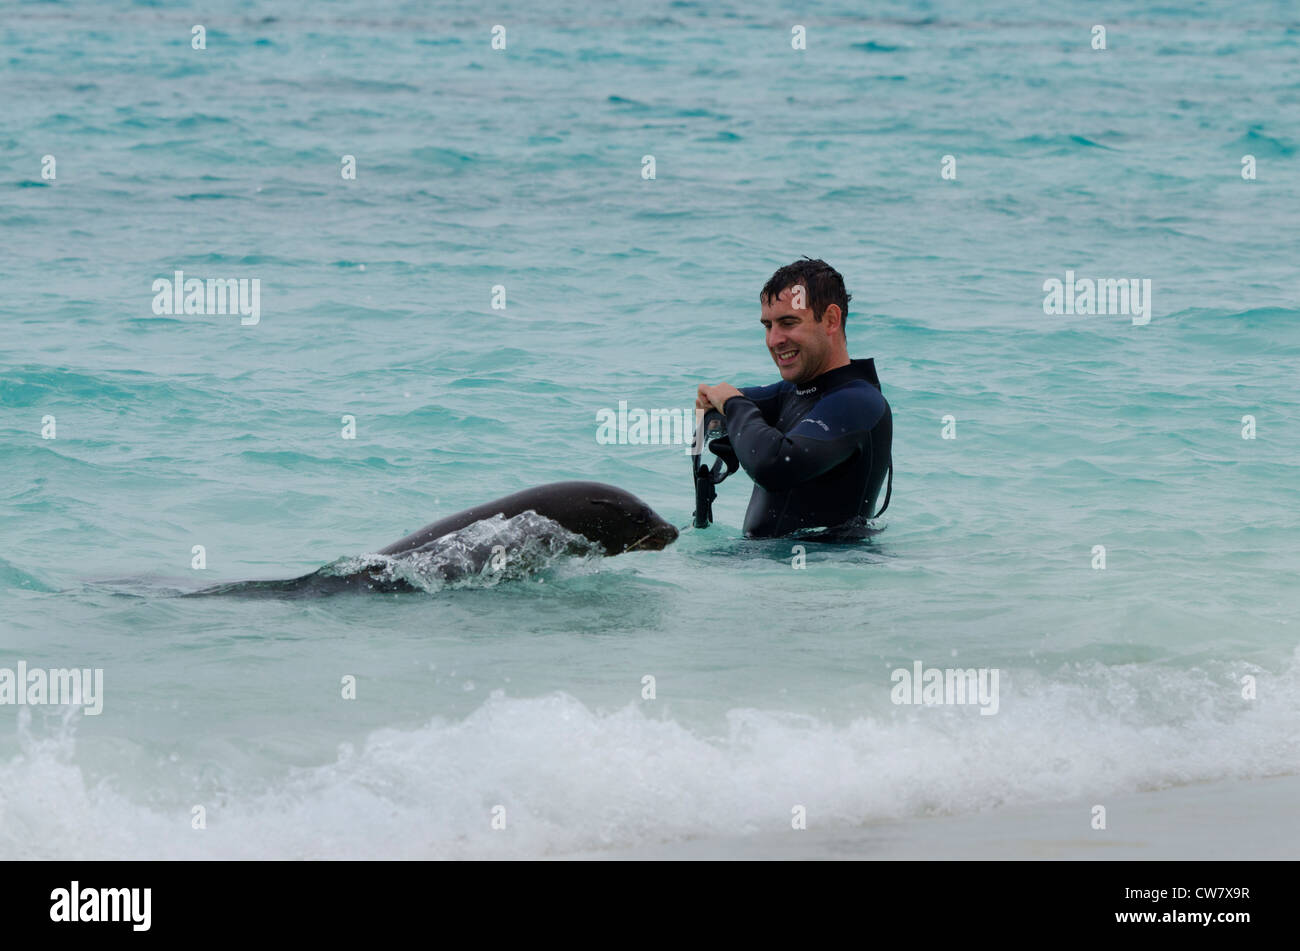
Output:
689 408 738 528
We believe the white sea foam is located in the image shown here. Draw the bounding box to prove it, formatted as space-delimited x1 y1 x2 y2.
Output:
2 650 1296 859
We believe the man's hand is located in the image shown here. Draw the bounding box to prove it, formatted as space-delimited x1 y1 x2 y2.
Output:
696 383 743 414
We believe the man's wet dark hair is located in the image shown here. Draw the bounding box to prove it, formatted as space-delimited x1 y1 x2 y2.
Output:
760 257 851 337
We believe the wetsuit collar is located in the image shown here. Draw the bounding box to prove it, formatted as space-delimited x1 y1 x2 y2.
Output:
792 358 881 396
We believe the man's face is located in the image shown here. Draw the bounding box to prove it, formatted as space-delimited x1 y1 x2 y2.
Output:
760 285 838 384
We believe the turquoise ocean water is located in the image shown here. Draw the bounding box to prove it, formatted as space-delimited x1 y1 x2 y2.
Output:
2 0 1298 857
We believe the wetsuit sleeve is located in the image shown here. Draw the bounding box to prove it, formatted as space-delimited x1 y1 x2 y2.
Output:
738 382 785 426
722 385 886 492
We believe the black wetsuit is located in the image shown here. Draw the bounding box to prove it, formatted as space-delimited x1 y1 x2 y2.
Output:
715 358 892 538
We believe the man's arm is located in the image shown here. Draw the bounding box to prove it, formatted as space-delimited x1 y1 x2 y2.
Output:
736 382 785 425
721 386 885 492
697 381 784 424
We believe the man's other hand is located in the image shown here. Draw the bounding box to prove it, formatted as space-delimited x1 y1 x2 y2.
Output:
696 383 743 414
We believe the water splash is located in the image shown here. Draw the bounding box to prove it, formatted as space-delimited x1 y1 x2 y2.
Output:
190 512 605 598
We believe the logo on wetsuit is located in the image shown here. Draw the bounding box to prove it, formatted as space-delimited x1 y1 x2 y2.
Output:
795 385 818 396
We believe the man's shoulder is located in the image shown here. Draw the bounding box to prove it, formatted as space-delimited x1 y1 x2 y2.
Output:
740 379 793 400
811 378 890 426
822 375 887 403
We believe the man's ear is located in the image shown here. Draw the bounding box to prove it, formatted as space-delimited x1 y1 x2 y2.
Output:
821 303 842 336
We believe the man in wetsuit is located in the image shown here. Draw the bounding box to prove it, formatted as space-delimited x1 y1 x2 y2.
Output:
695 258 892 537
